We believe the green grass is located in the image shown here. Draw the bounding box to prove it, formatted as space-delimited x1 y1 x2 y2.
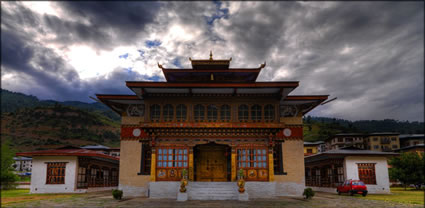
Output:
1 189 30 198
353 187 424 205
1 189 80 206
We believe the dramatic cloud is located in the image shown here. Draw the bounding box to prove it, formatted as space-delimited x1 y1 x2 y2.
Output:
1 1 423 121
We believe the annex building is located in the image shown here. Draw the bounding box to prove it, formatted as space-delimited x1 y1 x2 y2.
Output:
96 53 329 199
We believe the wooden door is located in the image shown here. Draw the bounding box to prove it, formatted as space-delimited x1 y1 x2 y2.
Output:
196 145 227 181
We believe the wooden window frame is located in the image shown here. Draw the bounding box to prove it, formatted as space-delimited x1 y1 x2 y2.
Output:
264 104 275 122
150 104 161 122
194 104 205 122
163 104 174 122
357 163 376 184
207 104 218 122
46 162 67 184
138 143 151 175
220 104 231 122
251 105 262 122
238 104 249 122
156 147 189 169
176 104 187 121
273 141 286 175
77 166 88 188
237 146 269 181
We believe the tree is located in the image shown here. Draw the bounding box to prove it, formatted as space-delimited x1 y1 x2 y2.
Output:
389 152 425 190
1 140 19 189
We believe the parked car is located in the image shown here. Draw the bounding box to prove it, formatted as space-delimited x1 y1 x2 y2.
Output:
337 179 368 196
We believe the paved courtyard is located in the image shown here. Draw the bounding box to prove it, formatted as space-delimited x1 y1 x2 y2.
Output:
2 191 423 208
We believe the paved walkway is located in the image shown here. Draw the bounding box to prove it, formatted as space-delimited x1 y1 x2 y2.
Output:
3 191 422 208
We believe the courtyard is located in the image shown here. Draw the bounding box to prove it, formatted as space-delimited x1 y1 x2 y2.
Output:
1 188 423 208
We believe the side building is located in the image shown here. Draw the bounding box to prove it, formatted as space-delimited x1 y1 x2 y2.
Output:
96 54 329 199
325 132 400 152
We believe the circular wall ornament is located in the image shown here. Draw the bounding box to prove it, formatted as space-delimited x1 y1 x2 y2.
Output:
132 128 141 137
283 128 292 137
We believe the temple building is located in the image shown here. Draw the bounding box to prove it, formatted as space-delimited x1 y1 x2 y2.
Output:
96 53 329 199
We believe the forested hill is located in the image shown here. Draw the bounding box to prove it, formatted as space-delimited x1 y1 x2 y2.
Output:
303 116 424 142
1 104 120 152
1 89 119 121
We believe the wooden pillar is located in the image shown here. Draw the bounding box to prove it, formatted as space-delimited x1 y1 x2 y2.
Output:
189 147 194 181
231 147 237 181
150 148 156 181
268 148 274 181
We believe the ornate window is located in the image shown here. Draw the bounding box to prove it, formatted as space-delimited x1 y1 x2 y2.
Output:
194 104 205 122
237 146 268 181
156 147 188 181
264 104 275 121
176 104 187 121
273 142 285 175
207 104 218 121
46 162 66 184
139 143 151 175
163 104 174 121
150 104 160 121
220 105 231 121
358 163 376 184
251 105 262 122
238 105 249 122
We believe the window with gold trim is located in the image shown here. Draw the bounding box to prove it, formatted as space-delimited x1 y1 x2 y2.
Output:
220 104 231 121
176 104 187 121
358 163 376 184
264 104 274 122
238 105 249 122
150 104 160 121
237 146 268 181
163 104 173 121
194 104 205 122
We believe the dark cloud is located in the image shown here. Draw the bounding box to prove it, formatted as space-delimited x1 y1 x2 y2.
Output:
1 1 423 121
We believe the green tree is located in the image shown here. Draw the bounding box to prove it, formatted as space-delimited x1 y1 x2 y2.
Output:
389 152 425 190
1 140 19 189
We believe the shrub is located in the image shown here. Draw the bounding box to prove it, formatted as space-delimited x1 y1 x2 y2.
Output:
303 188 315 199
112 189 123 200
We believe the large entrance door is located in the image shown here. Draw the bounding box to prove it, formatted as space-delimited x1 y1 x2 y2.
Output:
195 143 228 181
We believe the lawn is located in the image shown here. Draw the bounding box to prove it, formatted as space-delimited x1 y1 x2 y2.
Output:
353 187 424 205
0 189 79 206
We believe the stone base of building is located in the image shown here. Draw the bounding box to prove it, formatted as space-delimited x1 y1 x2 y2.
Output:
145 181 304 200
119 184 149 198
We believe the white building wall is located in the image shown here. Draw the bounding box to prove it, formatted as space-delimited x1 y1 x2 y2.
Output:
30 156 84 194
344 156 391 194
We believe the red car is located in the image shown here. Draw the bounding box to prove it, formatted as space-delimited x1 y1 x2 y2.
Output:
337 179 368 196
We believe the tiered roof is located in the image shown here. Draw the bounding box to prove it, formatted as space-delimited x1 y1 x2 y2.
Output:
96 52 329 115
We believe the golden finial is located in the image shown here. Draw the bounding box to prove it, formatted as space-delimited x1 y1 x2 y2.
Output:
260 61 266 69
210 73 214 81
209 51 213 60
157 62 163 69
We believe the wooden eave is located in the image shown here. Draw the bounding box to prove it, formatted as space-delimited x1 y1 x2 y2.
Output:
282 95 329 115
95 94 141 114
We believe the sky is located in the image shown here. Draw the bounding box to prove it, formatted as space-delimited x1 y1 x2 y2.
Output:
1 1 424 122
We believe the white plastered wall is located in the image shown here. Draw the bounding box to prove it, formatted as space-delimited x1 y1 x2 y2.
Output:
344 156 391 194
30 156 84 194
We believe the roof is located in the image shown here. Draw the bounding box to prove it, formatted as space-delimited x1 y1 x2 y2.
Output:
395 144 425 152
16 148 119 162
81 144 110 150
13 156 32 161
368 132 400 136
305 149 399 163
399 134 424 139
304 141 325 145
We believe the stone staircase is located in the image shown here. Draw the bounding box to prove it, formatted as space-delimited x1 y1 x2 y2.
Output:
187 182 238 200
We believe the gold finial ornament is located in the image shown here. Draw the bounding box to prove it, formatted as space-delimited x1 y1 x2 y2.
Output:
209 51 213 60
157 62 163 69
210 73 214 81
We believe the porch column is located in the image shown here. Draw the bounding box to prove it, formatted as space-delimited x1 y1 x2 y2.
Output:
268 147 274 181
189 147 194 181
231 146 237 181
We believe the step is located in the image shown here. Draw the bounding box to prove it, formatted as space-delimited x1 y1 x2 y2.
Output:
186 182 239 200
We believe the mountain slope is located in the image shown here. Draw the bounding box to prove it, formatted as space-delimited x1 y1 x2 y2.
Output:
1 104 120 152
